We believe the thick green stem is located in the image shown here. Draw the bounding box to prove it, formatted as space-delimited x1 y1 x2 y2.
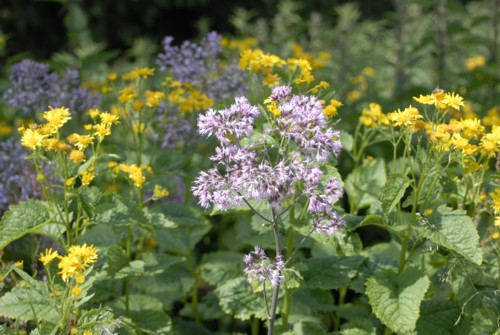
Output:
251 316 259 335
125 226 132 316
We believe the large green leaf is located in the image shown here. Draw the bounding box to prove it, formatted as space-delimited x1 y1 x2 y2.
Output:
416 299 466 335
114 295 171 334
0 200 50 248
380 174 411 213
0 286 58 323
301 256 364 290
199 251 244 286
365 267 430 334
215 276 270 321
414 206 483 265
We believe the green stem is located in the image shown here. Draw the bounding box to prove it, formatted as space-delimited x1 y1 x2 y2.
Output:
333 287 347 330
251 317 260 335
188 248 200 323
282 204 295 329
125 225 132 316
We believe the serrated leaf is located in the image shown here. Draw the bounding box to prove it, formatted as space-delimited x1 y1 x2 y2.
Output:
114 295 171 334
414 206 483 265
301 256 364 290
380 174 411 213
77 306 116 330
416 299 464 335
0 200 50 248
106 246 129 277
199 251 244 285
291 288 335 313
215 276 270 321
0 286 58 322
365 267 430 334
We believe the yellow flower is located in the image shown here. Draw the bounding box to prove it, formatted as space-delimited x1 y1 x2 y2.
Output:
107 73 118 81
70 328 79 335
466 55 485 71
424 209 433 216
83 330 93 335
492 232 500 240
39 248 59 265
21 128 45 150
81 169 95 186
0 123 13 136
145 90 165 107
99 112 120 126
70 150 86 164
75 273 85 284
323 99 343 118
495 217 500 228
58 244 98 281
132 122 145 134
67 133 93 150
93 123 112 141
347 89 360 102
122 67 155 81
119 163 146 188
88 108 100 119
443 92 465 110
42 106 72 131
264 99 282 117
388 105 423 128
119 87 137 103
71 286 82 297
65 178 75 187
490 189 500 214
153 185 169 199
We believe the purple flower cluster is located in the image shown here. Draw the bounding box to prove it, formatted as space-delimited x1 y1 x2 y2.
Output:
192 86 345 235
243 246 285 287
156 32 247 101
3 59 101 117
0 139 43 214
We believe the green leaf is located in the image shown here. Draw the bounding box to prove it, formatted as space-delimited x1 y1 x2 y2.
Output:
291 288 335 313
77 307 117 331
301 256 364 290
106 246 129 277
416 299 464 335
380 174 411 213
340 130 354 152
0 286 58 323
114 295 171 334
365 267 430 334
0 200 50 248
199 251 244 286
414 206 483 265
215 276 270 321
344 158 386 211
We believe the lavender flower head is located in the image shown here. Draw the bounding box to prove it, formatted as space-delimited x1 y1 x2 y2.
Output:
3 59 101 117
192 87 345 235
243 246 285 287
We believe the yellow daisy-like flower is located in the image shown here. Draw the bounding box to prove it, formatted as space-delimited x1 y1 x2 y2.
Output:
42 106 72 130
81 169 95 186
88 108 100 119
67 133 94 150
71 286 82 297
39 248 59 265
145 90 165 108
323 99 343 118
492 232 500 240
99 112 120 126
69 150 86 164
119 87 137 103
58 244 98 282
465 55 485 71
388 105 423 128
490 189 500 214
443 92 465 110
153 185 169 199
122 67 155 81
21 128 45 150
119 163 146 188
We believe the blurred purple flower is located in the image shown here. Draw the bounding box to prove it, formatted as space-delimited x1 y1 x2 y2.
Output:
156 31 247 101
3 59 101 117
0 139 49 214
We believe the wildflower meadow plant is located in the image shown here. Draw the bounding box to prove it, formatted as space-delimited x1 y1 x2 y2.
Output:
192 85 344 334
